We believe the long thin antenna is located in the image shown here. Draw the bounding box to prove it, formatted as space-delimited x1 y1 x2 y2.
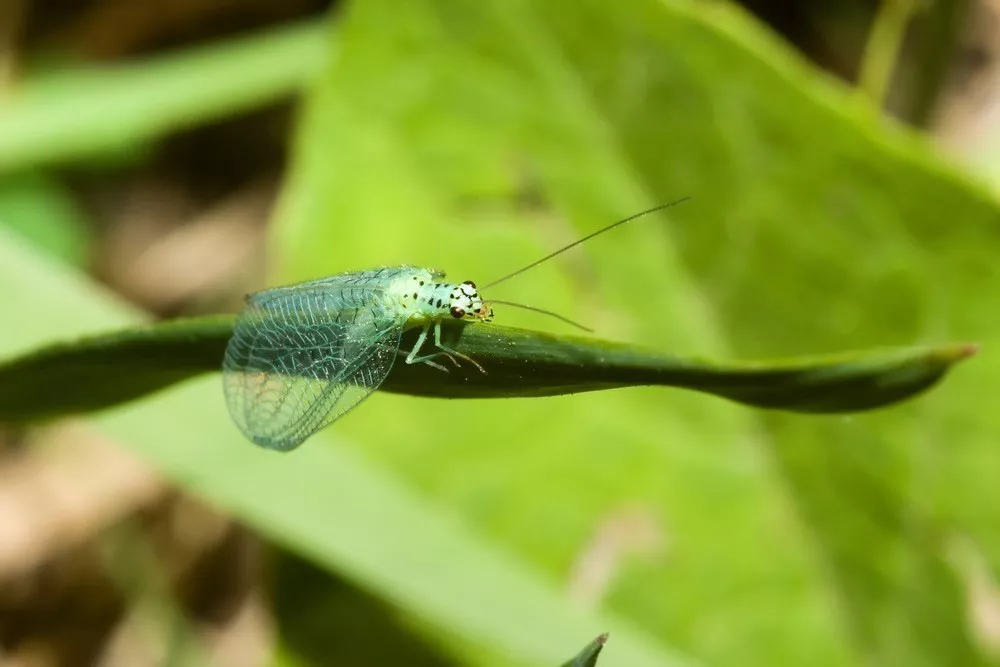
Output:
487 299 593 332
481 197 691 290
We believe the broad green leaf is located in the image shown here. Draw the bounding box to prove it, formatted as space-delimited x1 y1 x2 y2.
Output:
0 313 971 423
272 1 1000 666
0 230 692 667
0 21 326 172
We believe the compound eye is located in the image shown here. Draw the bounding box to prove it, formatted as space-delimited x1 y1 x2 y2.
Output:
462 280 477 289
450 306 465 319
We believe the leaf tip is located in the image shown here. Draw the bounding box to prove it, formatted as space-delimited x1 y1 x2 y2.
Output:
923 342 980 365
595 632 609 646
958 342 980 359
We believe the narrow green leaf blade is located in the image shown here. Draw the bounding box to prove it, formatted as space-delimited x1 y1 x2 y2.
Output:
561 634 608 667
0 313 973 423
0 20 326 172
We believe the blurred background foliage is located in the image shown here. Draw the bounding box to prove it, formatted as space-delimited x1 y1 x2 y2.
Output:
1 0 999 666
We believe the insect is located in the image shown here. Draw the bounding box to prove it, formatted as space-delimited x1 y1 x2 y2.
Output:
223 198 690 451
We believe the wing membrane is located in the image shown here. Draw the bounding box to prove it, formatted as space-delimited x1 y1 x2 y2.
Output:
222 273 405 451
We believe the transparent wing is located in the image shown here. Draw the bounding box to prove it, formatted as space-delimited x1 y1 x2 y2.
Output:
222 280 404 451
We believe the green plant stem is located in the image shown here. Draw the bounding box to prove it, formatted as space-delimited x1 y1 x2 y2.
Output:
858 0 921 108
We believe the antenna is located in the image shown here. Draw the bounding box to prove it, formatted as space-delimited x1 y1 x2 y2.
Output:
481 197 691 290
487 299 593 332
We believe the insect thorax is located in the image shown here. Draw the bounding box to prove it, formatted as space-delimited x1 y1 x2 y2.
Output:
385 268 487 324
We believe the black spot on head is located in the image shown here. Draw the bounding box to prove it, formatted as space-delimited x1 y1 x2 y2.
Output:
412 292 418 299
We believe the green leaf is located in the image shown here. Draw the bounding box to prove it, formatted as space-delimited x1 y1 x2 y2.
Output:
0 20 326 172
271 555 456 666
561 634 608 667
271 0 1000 665
0 313 971 423
0 172 91 265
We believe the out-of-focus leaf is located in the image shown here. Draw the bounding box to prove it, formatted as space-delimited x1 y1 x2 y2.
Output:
272 1 1000 665
0 313 972 423
0 172 90 265
0 20 327 172
272 555 455 666
560 634 608 667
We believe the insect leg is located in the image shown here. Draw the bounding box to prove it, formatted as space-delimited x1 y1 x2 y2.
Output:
431 320 487 374
403 322 454 372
